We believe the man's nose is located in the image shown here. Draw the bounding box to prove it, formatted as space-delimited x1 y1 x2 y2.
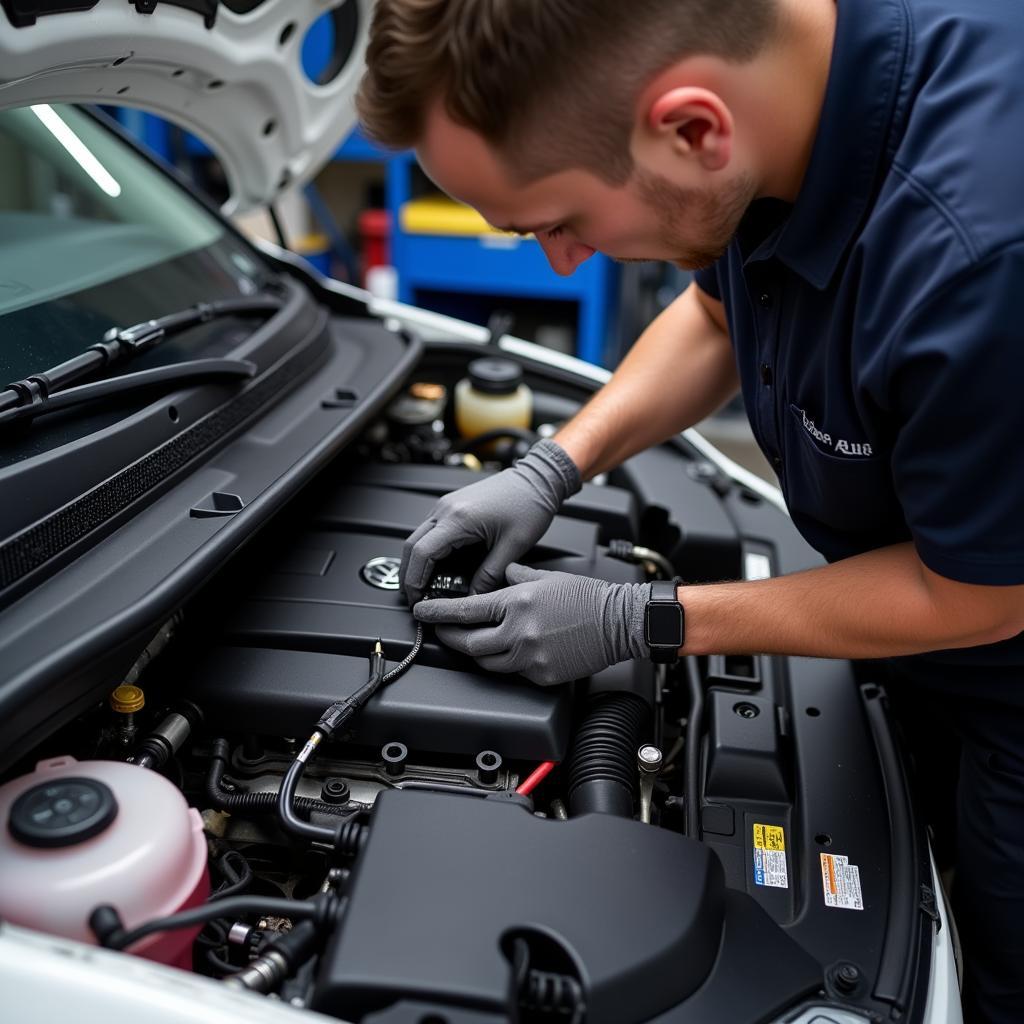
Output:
536 233 596 276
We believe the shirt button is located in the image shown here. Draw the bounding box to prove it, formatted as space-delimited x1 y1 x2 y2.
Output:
759 292 773 308
760 364 773 386
772 455 783 469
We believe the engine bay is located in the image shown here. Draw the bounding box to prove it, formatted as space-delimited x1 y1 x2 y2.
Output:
0 338 934 1024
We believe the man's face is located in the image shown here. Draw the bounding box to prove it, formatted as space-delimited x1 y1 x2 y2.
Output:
417 102 755 275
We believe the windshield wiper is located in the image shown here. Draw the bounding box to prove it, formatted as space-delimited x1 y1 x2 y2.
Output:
0 358 257 429
0 296 282 420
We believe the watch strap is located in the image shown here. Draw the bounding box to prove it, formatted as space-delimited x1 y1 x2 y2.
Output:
645 578 684 664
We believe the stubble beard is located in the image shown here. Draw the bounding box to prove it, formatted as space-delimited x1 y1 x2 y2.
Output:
635 166 757 271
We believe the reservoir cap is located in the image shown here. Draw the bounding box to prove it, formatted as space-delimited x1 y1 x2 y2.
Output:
468 358 523 396
9 778 117 848
109 684 145 714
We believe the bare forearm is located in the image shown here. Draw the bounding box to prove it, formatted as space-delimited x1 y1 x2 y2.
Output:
555 284 738 479
681 543 1024 659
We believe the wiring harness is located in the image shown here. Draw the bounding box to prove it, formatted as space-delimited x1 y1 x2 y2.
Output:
277 628 424 846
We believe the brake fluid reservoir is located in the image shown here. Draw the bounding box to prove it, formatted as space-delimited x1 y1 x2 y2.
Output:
0 755 208 969
455 358 533 443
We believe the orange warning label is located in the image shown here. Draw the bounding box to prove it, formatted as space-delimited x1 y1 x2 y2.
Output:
820 852 864 910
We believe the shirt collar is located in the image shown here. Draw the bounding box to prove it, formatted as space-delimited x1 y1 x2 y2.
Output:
773 0 911 289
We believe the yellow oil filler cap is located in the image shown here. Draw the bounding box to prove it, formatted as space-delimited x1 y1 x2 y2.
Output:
109 684 145 714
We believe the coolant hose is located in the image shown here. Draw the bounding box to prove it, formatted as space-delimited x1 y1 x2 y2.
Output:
567 692 649 817
206 741 366 854
91 894 338 952
277 751 336 844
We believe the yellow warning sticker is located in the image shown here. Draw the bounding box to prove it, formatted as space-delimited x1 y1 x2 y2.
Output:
754 824 786 852
752 824 788 888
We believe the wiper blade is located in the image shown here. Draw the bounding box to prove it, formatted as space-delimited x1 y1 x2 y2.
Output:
0 296 281 419
0 358 257 429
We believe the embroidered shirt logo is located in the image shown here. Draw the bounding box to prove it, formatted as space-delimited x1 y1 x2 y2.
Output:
798 407 873 458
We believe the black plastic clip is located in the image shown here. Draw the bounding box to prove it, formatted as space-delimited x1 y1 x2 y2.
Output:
190 491 246 519
4 375 49 415
111 320 166 355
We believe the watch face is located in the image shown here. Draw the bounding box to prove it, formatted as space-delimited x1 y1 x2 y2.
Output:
647 603 684 647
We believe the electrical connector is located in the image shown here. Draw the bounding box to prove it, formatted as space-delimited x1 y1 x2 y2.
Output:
315 641 386 739
279 641 389 845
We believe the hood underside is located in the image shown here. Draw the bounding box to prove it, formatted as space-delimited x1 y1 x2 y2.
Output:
0 0 370 214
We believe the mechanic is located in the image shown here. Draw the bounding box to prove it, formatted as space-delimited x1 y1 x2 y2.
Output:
357 1 1024 1019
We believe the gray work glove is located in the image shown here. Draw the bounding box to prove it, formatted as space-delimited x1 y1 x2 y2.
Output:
413 564 648 686
400 439 581 605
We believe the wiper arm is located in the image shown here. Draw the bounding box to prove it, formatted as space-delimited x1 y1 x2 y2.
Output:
0 358 257 429
0 296 282 419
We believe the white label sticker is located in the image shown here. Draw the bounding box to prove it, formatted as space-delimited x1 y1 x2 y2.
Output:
753 824 788 888
820 853 864 910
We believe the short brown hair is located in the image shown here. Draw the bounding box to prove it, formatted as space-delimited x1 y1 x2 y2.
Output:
357 0 778 183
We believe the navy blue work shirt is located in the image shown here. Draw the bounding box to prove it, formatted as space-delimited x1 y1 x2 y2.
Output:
695 0 1024 689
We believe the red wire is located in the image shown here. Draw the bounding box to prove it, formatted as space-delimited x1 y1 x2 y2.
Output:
516 760 557 796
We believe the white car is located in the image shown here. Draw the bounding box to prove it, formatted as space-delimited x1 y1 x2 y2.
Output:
0 3 960 1023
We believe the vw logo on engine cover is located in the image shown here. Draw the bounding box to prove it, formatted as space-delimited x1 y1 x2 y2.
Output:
361 556 402 591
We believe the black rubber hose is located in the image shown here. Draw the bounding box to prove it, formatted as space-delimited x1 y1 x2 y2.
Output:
511 936 586 1024
206 739 341 818
522 971 586 1024
90 894 332 952
684 657 704 840
209 849 253 901
278 757 336 844
567 692 649 817
331 818 368 859
206 742 367 859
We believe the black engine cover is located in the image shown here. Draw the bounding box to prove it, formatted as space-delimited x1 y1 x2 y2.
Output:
182 472 651 761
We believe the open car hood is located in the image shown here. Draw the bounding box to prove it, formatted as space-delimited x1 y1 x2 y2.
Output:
0 0 370 214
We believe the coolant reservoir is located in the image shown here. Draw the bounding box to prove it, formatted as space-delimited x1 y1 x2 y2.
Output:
455 358 533 444
0 755 208 968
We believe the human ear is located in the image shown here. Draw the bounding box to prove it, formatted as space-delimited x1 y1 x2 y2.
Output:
646 87 733 171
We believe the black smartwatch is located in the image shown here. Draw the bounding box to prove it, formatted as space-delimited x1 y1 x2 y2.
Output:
644 579 684 664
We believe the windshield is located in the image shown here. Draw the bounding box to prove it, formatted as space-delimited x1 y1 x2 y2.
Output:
0 104 274 384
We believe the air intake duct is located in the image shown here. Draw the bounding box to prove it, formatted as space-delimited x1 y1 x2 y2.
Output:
567 692 648 817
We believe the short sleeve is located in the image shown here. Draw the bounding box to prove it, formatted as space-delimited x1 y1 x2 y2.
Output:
888 244 1024 585
694 263 723 301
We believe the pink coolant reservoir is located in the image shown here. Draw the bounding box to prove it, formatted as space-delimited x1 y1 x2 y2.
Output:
0 755 209 969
